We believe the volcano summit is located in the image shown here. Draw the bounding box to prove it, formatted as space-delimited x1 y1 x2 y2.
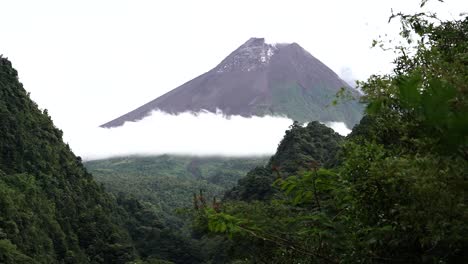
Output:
101 38 363 128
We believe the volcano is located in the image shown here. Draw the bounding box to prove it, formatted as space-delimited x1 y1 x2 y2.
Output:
101 38 363 128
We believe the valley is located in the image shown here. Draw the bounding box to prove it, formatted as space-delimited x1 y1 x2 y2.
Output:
85 155 267 224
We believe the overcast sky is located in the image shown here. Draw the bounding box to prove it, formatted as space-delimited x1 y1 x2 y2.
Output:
1 0 466 158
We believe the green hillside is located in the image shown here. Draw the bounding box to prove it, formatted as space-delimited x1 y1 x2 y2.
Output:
0 56 136 263
0 56 205 264
268 82 364 127
225 121 343 201
85 156 267 224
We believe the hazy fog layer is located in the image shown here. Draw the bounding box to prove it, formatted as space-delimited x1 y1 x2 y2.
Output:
324 121 352 136
65 111 351 160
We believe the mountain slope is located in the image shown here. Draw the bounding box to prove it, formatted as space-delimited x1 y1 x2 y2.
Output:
225 121 344 201
0 56 136 263
101 38 363 128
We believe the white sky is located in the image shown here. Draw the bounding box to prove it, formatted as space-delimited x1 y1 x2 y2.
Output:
0 0 466 158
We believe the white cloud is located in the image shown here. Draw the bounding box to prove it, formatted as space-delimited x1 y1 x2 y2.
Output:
64 111 351 160
324 121 352 136
66 111 292 160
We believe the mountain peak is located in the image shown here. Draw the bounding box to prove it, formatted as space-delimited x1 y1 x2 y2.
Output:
241 37 268 48
216 37 277 73
101 38 363 128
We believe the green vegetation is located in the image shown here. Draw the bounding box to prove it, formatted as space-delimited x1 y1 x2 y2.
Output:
1 3 466 264
193 10 468 263
0 56 136 263
86 156 266 223
0 57 203 263
115 193 203 263
86 156 266 262
269 82 364 128
225 121 343 201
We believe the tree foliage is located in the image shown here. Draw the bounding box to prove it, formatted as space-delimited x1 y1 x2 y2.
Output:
0 56 140 263
193 8 468 264
225 121 344 201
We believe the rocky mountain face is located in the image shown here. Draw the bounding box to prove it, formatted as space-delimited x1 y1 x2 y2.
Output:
101 38 363 128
